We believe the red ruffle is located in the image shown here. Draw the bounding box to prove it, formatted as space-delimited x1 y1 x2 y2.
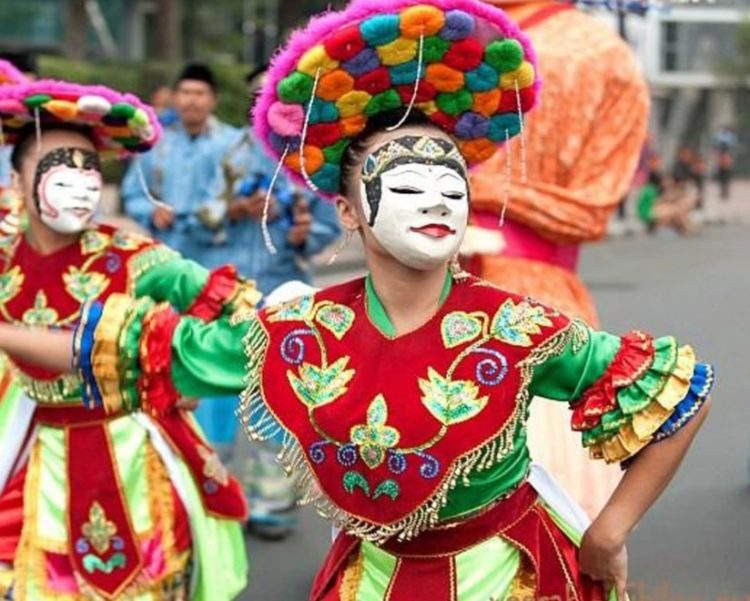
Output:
571 331 654 431
138 305 181 416
186 265 238 322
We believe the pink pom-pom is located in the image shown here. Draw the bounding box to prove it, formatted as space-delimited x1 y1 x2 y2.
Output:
268 101 305 137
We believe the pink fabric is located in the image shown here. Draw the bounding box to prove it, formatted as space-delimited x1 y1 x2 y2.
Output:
253 0 541 196
45 552 80 594
0 60 27 86
474 210 580 271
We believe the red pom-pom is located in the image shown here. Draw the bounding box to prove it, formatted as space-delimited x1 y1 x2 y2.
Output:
354 67 392 96
430 110 457 132
443 39 483 72
324 24 366 61
498 87 535 113
307 122 342 148
396 81 437 104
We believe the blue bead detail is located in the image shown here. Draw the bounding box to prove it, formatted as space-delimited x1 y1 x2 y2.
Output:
415 451 440 479
387 451 407 474
310 440 329 464
472 347 509 386
337 444 358 467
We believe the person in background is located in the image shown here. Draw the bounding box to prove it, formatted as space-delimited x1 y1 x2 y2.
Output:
197 67 340 540
673 146 694 184
638 170 698 236
150 84 179 127
713 125 737 201
120 62 242 268
690 151 706 211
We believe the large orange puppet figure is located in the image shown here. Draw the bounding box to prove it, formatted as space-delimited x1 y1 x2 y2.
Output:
466 0 650 515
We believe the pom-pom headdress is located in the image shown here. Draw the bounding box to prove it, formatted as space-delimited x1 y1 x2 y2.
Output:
0 80 161 158
254 0 539 197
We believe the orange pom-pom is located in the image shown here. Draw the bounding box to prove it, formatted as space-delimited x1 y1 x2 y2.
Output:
284 145 325 174
318 70 355 102
400 5 446 38
460 138 496 163
44 100 79 121
340 114 368 137
472 89 501 118
425 63 465 93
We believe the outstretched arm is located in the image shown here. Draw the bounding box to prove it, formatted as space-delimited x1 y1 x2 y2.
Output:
0 323 72 373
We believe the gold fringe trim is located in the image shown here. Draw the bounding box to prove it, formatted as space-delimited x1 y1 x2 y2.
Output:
238 313 585 544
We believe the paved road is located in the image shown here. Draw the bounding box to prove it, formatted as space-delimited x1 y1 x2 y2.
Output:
240 223 750 600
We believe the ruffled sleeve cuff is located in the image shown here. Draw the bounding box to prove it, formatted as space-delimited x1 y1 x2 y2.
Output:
75 294 181 416
186 264 262 322
570 331 714 464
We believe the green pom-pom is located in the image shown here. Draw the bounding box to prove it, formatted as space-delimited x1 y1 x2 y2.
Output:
364 90 402 117
23 94 52 109
485 39 524 73
113 136 141 147
323 139 351 164
277 71 315 104
423 36 451 63
309 101 339 124
311 163 341 193
110 103 137 119
435 90 473 116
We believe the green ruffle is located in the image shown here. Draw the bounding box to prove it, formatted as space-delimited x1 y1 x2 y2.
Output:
116 296 157 410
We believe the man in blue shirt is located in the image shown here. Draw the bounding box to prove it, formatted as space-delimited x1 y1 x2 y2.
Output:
120 63 242 268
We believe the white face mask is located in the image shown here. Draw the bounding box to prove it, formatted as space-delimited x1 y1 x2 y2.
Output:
360 137 469 270
34 148 102 234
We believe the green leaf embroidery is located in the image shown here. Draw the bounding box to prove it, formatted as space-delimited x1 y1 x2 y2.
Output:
373 479 400 501
350 395 401 469
0 265 24 304
315 303 355 340
287 356 355 409
441 311 483 348
63 266 110 304
342 470 370 496
268 295 315 322
22 291 59 326
419 367 489 425
490 299 552 347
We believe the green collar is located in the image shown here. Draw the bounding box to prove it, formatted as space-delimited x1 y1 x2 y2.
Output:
365 271 453 337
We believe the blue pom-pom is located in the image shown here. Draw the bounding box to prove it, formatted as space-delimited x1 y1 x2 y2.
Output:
465 63 499 92
360 14 401 46
455 112 490 139
309 100 339 124
389 60 419 86
342 47 380 77
311 163 341 193
488 113 521 141
269 131 301 153
440 10 475 41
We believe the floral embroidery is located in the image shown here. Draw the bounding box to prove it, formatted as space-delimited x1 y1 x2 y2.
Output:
22 290 59 326
112 230 146 250
63 266 110 304
269 295 315 322
490 299 553 347
198 445 229 487
441 311 484 348
350 395 401 469
316 303 355 340
0 265 23 304
80 230 111 255
81 502 117 554
419 367 489 425
288 357 355 409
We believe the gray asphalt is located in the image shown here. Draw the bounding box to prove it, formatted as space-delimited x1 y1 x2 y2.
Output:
240 224 750 600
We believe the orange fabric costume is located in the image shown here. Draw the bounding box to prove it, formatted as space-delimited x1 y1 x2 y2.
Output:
469 0 650 516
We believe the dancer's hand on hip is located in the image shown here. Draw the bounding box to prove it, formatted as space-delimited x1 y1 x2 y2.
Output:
579 520 628 600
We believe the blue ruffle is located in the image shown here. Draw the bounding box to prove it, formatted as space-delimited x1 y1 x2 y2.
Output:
654 362 714 442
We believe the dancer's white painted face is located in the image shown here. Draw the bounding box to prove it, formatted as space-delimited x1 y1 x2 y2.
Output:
35 148 102 234
359 136 469 270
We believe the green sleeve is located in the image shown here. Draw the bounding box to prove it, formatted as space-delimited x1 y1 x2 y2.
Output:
133 247 210 312
529 326 622 402
170 315 250 398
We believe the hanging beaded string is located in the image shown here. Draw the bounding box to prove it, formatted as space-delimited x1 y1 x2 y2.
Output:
261 144 291 254
34 107 42 155
327 227 353 265
514 79 527 184
387 30 426 132
500 128 511 227
298 67 323 193
134 154 173 212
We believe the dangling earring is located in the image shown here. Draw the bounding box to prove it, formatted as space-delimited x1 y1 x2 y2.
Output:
327 228 354 265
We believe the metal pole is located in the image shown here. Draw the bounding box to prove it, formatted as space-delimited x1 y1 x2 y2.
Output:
243 0 258 66
263 0 279 64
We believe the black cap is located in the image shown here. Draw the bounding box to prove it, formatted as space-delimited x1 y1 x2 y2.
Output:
0 50 38 75
176 62 216 91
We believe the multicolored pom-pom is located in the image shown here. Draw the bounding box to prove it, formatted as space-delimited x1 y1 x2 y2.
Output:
254 0 539 196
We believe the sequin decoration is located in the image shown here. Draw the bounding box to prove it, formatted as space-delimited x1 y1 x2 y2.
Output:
350 395 401 469
490 299 553 347
419 367 489 425
441 311 483 348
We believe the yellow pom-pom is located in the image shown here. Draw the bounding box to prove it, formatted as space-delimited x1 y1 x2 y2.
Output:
376 37 418 66
416 100 438 115
298 45 340 77
499 62 535 91
335 90 372 118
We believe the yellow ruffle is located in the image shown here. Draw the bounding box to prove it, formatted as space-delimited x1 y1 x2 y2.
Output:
92 295 135 413
589 345 697 463
229 280 263 320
